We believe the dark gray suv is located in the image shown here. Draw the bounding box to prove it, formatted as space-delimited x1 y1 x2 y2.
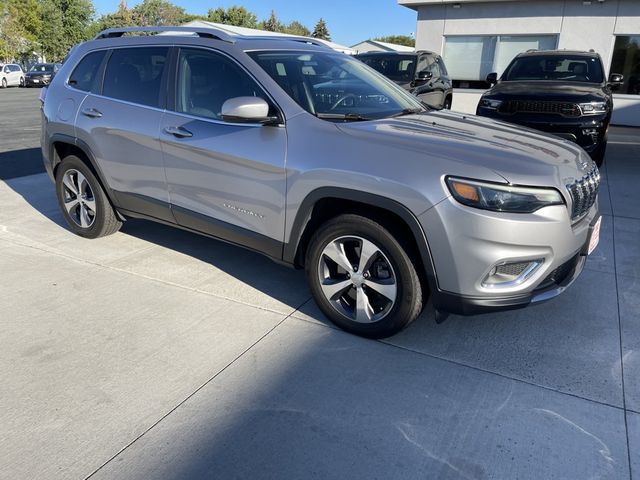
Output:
40 27 601 338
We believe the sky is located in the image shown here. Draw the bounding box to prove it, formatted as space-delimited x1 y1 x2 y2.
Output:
93 0 418 47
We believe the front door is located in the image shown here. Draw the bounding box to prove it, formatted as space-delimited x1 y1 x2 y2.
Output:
160 47 287 256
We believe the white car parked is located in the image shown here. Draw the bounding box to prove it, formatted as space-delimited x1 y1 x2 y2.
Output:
0 64 25 88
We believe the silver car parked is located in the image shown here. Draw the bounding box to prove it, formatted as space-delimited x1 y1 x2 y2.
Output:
40 27 601 338
1 63 25 88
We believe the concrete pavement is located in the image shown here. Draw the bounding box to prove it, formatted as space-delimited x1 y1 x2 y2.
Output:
1 88 639 479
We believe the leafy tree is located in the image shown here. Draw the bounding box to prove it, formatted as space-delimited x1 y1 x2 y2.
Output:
283 20 310 37
207 6 257 28
373 35 415 47
311 18 330 41
89 0 136 37
131 0 188 26
260 10 282 32
0 0 42 62
38 0 94 62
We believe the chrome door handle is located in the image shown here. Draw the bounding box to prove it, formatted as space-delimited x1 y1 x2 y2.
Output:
164 126 193 138
81 108 102 118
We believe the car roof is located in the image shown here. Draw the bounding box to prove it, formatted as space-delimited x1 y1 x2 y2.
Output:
516 49 600 58
88 26 335 54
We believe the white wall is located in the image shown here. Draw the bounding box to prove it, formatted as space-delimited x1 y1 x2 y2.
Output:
409 0 640 126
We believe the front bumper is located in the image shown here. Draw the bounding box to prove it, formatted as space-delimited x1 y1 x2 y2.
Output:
420 195 600 316
25 77 50 87
477 108 609 154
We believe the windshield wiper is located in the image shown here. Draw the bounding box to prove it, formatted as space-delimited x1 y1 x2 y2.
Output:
389 107 425 118
315 113 372 121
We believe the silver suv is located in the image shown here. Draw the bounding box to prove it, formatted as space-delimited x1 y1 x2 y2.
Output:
40 27 601 338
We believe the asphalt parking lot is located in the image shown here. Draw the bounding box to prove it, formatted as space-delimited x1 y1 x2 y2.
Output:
1 87 639 479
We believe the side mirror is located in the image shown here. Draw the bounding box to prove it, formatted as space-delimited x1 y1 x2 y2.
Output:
608 73 624 84
486 72 498 85
221 97 279 125
414 70 433 85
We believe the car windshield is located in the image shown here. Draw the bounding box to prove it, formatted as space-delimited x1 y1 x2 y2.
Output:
29 64 53 73
357 54 417 83
248 50 425 121
502 55 604 83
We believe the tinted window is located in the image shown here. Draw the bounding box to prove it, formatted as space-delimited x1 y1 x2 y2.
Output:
69 51 106 92
610 36 640 95
176 48 267 120
103 47 168 108
10 65 20 72
30 64 54 73
436 58 448 77
502 55 604 83
358 55 417 82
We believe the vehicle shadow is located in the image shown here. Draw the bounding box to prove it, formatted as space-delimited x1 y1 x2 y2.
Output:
0 147 44 180
3 170 310 314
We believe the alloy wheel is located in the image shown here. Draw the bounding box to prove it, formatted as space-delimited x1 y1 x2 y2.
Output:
61 169 96 228
317 236 397 323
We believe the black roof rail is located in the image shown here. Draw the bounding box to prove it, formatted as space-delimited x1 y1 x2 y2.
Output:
245 35 331 49
94 26 235 43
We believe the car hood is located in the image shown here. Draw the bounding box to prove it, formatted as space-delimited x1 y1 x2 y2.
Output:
335 110 593 189
486 81 607 102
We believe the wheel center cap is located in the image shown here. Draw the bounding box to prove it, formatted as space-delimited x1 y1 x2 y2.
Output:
351 273 365 287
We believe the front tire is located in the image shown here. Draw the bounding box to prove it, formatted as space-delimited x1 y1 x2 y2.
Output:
1 78 6 88
306 214 423 338
55 155 122 239
591 140 607 168
19 76 24 87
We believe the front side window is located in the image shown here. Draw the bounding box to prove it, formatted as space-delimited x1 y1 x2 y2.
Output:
176 48 268 120
249 50 424 120
103 47 168 108
502 55 604 83
610 36 640 95
69 50 106 92
358 54 417 83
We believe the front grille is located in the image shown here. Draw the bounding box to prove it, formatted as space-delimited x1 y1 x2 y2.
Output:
566 162 600 221
501 100 581 117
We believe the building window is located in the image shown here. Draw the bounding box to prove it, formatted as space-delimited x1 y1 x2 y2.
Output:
444 35 557 88
610 36 640 95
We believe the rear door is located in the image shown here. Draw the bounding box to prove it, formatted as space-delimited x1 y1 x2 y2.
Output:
74 46 173 221
160 46 287 256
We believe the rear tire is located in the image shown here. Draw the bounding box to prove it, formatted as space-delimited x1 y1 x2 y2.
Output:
443 96 452 110
305 214 423 339
55 155 122 239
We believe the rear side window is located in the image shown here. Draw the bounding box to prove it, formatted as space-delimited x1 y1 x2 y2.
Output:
103 47 168 108
69 51 106 92
437 58 448 77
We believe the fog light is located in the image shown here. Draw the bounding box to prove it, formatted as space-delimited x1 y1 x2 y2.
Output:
482 260 544 288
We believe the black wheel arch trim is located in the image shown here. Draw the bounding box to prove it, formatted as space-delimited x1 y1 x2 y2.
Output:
283 187 440 293
48 133 120 208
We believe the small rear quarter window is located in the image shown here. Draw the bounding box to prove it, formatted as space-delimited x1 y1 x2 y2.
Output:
69 51 106 92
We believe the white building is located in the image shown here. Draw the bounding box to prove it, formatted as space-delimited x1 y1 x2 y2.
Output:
350 39 415 54
398 0 640 126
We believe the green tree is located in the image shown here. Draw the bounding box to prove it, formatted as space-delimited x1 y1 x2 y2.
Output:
373 35 415 47
311 18 330 41
132 0 188 26
260 10 282 32
0 0 42 62
207 5 257 28
38 0 94 62
89 0 136 37
283 20 310 37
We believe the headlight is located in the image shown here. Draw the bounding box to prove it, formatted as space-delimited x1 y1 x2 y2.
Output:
446 177 565 213
579 102 608 115
479 98 503 110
